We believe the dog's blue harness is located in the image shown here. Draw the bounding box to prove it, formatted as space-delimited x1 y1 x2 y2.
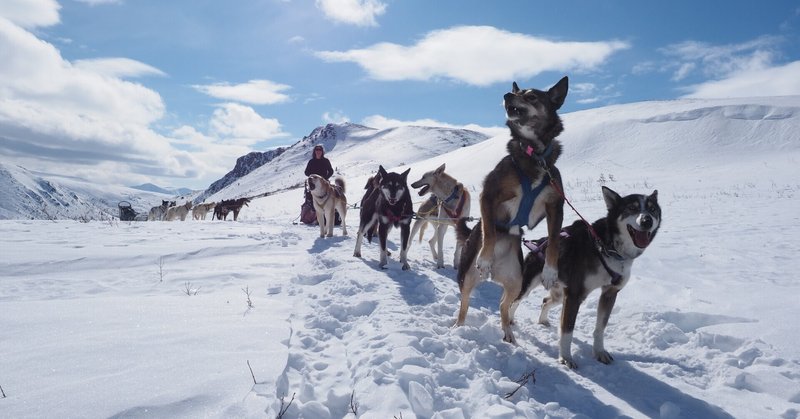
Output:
497 142 554 231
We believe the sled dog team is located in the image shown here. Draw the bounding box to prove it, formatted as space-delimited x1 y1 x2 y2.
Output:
318 76 662 368
145 198 250 221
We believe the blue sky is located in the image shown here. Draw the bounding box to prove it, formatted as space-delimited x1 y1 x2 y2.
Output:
1 0 799 189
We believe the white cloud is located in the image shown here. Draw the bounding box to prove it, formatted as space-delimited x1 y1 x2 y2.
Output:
661 36 781 80
209 103 289 143
681 60 800 99
193 80 292 105
322 111 350 124
315 0 386 27
316 26 629 86
361 115 506 138
0 0 60 28
0 13 288 188
73 58 166 79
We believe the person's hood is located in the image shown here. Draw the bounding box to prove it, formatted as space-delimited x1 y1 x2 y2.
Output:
312 144 326 157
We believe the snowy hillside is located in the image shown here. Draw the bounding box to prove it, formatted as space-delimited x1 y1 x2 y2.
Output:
206 122 490 202
1 97 799 419
0 163 177 220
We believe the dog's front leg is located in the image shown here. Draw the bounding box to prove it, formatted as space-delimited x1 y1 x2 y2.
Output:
558 292 581 369
542 196 564 289
325 207 336 237
434 223 447 269
315 206 326 238
399 221 411 270
378 222 390 269
593 287 619 364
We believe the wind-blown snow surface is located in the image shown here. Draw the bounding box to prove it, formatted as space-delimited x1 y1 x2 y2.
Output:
2 97 800 418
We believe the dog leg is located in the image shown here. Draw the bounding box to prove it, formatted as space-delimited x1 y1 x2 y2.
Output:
542 198 564 289
378 223 390 269
558 293 581 369
476 205 497 278
399 222 410 270
315 205 326 238
455 267 480 327
593 287 619 365
325 206 335 237
339 205 347 236
434 223 447 269
538 284 564 327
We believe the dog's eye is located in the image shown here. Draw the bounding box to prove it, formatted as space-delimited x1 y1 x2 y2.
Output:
627 203 639 211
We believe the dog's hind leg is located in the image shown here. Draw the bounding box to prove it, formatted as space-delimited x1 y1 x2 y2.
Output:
593 287 619 365
338 204 347 236
558 292 582 369
538 283 563 327
432 222 448 269
455 266 480 327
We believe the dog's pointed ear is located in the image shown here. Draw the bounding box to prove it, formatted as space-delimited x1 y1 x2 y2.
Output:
512 81 520 94
401 167 411 180
435 163 446 174
602 186 621 211
548 76 569 110
650 190 658 203
378 165 387 177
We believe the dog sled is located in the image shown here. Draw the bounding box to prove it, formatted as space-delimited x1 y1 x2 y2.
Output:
118 201 147 221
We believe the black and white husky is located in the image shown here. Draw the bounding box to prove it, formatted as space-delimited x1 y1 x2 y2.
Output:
522 186 661 368
353 166 414 270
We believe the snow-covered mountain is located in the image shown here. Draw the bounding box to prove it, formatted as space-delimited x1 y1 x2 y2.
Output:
203 122 490 202
0 163 174 220
194 147 288 204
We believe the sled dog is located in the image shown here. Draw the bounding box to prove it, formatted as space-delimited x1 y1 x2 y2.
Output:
192 202 217 220
165 201 192 221
147 200 175 221
521 187 661 368
307 174 348 238
409 163 471 269
456 77 568 343
353 166 413 270
214 198 250 221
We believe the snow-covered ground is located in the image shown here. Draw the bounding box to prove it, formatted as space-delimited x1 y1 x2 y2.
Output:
2 97 799 418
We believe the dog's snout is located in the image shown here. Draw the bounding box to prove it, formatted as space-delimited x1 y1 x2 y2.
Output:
639 214 653 230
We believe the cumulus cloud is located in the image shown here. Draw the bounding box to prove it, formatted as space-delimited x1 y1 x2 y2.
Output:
0 0 60 28
74 0 122 5
209 103 289 143
361 115 506 138
322 111 350 124
192 80 292 105
316 26 629 86
315 0 386 27
0 7 289 188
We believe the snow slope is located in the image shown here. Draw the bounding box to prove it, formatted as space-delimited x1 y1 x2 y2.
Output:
0 163 176 220
1 97 799 418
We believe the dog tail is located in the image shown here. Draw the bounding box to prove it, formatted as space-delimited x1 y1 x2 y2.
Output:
455 217 473 243
335 177 346 194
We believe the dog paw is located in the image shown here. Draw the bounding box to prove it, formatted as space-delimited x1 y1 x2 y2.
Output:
541 264 558 289
402 263 410 271
475 256 492 278
502 329 517 345
594 350 614 365
558 356 578 369
353 251 361 258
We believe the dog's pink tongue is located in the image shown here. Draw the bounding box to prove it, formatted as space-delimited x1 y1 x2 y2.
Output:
631 228 651 248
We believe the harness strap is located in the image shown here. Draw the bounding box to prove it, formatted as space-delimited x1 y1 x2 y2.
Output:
442 190 467 219
524 230 623 286
497 165 550 230
384 208 412 224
